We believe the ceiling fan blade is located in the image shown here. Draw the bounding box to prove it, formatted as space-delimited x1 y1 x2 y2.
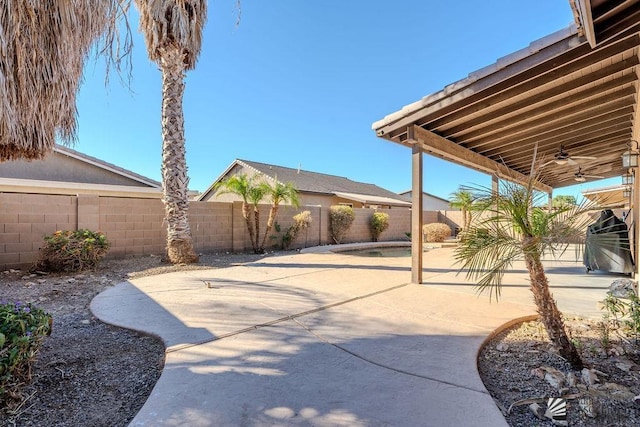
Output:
572 156 597 160
567 158 578 165
540 160 557 168
584 175 604 179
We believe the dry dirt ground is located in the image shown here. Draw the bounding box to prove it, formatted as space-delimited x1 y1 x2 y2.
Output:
3 251 640 426
479 317 640 426
0 252 265 427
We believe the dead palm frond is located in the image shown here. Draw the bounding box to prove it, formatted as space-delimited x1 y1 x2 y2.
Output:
0 1 132 161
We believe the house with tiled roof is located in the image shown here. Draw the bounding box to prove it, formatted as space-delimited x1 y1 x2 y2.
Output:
0 144 163 198
198 159 412 209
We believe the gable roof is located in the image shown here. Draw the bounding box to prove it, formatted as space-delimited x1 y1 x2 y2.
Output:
198 159 411 206
54 145 161 188
0 144 163 198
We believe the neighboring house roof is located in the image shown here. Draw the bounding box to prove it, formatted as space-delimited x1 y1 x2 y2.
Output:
198 159 412 206
0 144 163 198
399 190 449 204
54 145 162 188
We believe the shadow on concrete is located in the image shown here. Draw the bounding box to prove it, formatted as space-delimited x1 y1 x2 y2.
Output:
91 282 216 348
131 318 503 427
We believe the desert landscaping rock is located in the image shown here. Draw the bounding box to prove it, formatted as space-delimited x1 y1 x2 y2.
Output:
0 252 264 427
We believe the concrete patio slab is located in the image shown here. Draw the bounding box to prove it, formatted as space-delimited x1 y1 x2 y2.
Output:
91 245 615 426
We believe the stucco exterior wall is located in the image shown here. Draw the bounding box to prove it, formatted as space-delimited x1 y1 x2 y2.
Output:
0 151 154 187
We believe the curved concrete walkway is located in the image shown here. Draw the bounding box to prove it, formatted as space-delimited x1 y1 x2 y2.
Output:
91 246 611 427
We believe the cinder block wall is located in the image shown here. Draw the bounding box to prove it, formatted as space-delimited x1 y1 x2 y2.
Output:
98 197 166 257
336 208 411 244
1 193 419 269
0 193 77 267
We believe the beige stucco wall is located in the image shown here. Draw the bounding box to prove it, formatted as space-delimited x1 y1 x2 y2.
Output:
0 150 155 187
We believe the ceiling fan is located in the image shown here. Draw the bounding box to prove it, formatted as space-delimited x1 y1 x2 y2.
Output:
574 167 604 182
542 145 597 167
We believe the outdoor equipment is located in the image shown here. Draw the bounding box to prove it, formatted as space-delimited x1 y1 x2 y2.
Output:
584 209 634 274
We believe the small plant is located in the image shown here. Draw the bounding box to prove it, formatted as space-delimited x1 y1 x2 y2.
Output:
370 212 390 242
283 211 313 250
0 302 52 404
36 229 110 272
422 223 451 243
597 318 611 350
601 291 640 343
329 205 355 244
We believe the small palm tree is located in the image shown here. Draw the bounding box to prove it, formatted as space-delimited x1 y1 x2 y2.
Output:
449 189 475 233
135 0 207 263
260 179 300 250
455 175 594 370
214 174 264 253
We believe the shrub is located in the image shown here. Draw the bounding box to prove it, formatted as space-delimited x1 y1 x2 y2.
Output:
36 229 110 272
283 211 313 250
370 212 390 242
422 223 452 243
329 205 355 244
0 302 52 404
601 290 640 343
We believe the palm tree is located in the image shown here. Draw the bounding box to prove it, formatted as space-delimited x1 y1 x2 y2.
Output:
214 174 265 253
449 189 474 233
134 0 207 263
1 1 132 161
455 176 592 370
259 179 300 250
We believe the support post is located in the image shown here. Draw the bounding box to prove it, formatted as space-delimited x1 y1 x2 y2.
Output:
411 141 423 284
547 192 553 211
634 170 639 279
491 175 499 196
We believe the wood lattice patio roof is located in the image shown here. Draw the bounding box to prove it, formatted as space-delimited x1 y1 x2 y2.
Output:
373 0 640 192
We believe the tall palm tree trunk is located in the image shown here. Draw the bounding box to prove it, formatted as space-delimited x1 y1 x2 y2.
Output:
260 205 279 250
159 46 198 264
242 202 257 250
253 206 262 253
524 251 583 369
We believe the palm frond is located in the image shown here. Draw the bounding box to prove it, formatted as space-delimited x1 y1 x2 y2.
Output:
1 1 133 160
134 0 207 69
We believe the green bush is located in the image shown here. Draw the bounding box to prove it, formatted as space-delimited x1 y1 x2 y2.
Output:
0 302 52 403
422 223 452 243
36 229 110 272
370 212 390 242
283 211 313 250
329 205 355 244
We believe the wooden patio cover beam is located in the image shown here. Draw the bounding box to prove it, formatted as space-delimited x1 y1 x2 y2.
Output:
409 125 552 193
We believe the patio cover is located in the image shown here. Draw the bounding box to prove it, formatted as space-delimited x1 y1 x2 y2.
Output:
373 0 640 282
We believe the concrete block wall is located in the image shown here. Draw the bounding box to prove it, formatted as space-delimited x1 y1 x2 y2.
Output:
0 193 77 267
338 208 411 244
0 192 433 269
190 201 233 253
98 197 166 257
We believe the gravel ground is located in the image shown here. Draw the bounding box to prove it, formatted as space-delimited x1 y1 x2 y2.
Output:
0 252 266 427
6 250 638 426
479 317 640 426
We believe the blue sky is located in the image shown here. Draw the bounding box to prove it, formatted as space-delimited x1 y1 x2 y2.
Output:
74 0 620 200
